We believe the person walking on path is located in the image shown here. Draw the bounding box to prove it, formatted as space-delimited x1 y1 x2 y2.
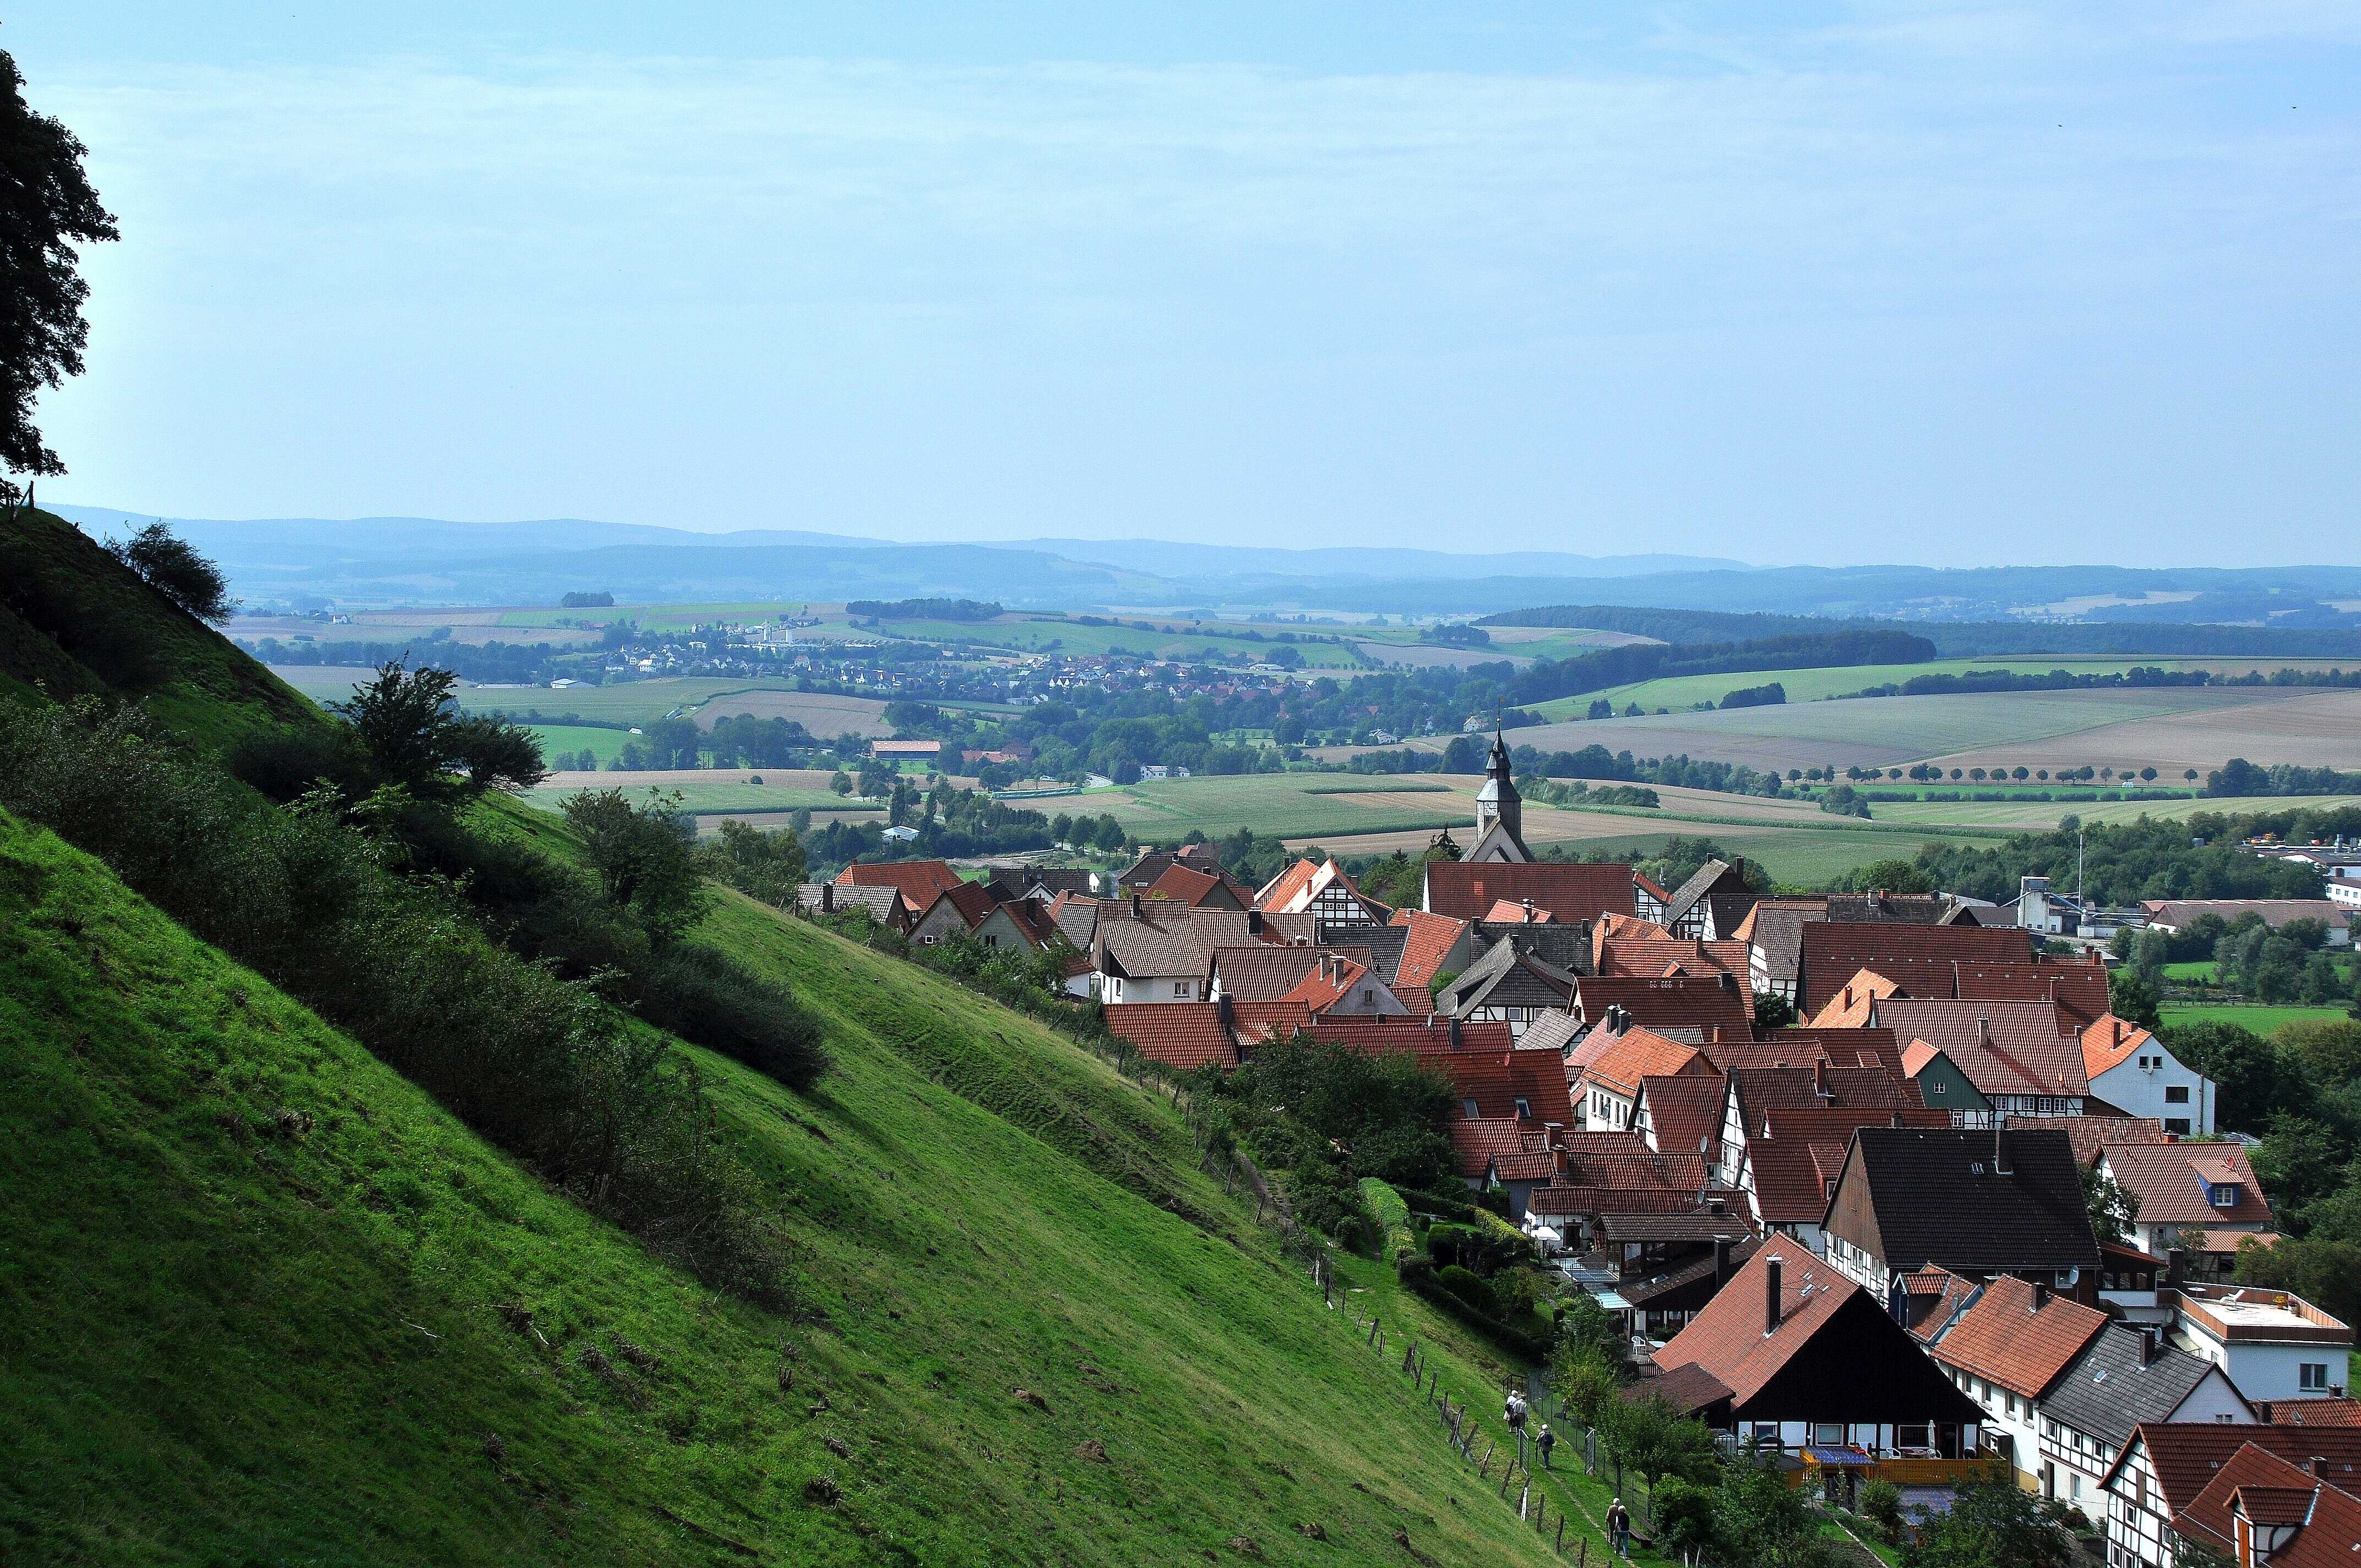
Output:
1607 1497 1632 1558
1537 1423 1555 1471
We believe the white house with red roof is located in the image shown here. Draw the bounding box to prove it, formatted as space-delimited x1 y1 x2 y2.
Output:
2082 1015 2215 1134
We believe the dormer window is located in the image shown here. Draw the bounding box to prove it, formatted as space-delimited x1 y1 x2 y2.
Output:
1514 1097 1532 1119
2211 1184 2238 1209
1462 1098 1481 1121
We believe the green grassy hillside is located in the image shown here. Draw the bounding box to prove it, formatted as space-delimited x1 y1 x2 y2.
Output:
0 508 324 747
0 803 1572 1566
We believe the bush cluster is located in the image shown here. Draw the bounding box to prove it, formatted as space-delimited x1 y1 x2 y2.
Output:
0 698 797 1303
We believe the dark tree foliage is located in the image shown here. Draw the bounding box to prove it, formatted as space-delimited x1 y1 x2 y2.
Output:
1903 1481 2077 1568
561 786 710 946
0 51 117 503
329 659 545 798
101 522 238 623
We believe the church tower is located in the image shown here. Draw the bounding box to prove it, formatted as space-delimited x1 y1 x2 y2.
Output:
1468 721 1530 862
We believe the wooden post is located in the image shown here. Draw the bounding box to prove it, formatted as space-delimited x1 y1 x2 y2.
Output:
1556 1517 1565 1552
1479 1442 1491 1478
1519 1482 1529 1521
1576 1538 1586 1567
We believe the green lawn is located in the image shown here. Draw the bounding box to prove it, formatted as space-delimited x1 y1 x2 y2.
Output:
2160 1003 2356 1035
2162 961 2221 984
1 804 1575 1567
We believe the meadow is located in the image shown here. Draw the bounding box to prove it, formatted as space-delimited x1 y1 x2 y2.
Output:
2159 1003 2357 1033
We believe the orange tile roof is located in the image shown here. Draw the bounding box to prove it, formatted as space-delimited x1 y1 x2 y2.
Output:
2111 1427 2361 1551
1929 1274 2110 1400
1279 956 1374 1012
1577 1027 1708 1098
1595 923 1750 983
1101 1003 1239 1071
1389 908 1469 990
2082 1012 2157 1079
1484 898 1555 923
1254 858 1322 912
2101 1142 2274 1228
1805 967 1903 1028
1146 864 1225 906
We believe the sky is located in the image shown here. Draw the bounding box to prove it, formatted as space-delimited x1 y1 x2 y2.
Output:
13 2 2359 567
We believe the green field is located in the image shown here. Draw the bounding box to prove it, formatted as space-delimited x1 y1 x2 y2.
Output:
521 780 880 815
2162 962 2222 984
525 722 635 765
1527 657 2361 722
1107 774 1473 841
2159 1003 2356 1034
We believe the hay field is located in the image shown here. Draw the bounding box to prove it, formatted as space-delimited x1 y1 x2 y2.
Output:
1509 688 2274 775
1871 793 2361 830
1912 688 2361 775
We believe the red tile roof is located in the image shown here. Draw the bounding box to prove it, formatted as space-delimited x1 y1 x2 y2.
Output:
1742 1106 1947 1223
2010 1114 2170 1167
1574 974 1754 1039
919 879 997 931
2101 1142 2274 1228
1703 1029 1902 1072
1636 1073 1726 1162
1424 861 1635 923
837 858 964 907
2260 1397 2361 1428
1596 929 1750 982
1147 864 1227 906
1877 998 2092 1099
1929 1275 2109 1400
1484 898 1555 923
1304 1021 1575 1124
2106 1425 2361 1547
1101 1003 1239 1072
1796 922 2034 1015
1278 956 1375 1012
1653 1244 1859 1406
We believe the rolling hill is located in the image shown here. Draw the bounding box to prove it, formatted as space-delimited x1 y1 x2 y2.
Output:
0 505 1580 1564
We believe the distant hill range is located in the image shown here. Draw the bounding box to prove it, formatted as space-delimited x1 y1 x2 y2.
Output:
48 505 2361 633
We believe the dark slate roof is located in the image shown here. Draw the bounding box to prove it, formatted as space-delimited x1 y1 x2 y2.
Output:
2042 1323 2231 1449
1664 858 1760 934
1469 921 1595 976
1435 938 1581 1019
1840 1126 2101 1273
1324 919 1408 984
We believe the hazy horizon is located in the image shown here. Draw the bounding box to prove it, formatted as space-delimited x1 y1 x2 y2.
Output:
20 3 2361 568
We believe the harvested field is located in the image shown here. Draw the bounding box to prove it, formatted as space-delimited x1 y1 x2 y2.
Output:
1913 688 2361 775
1509 688 2274 775
689 688 893 737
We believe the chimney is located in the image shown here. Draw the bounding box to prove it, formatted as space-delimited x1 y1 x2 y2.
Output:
820 882 834 913
1130 892 1144 918
1765 1257 1783 1334
2166 1248 2188 1289
1447 1017 1463 1049
1978 1014 1992 1045
2030 1280 2048 1312
1714 1238 1734 1286
1216 993 1235 1027
1814 1059 1831 1100
1890 1109 1906 1130
1247 908 1263 937
2314 1456 2333 1482
2139 1327 2158 1368
2112 1018 2124 1048
1993 1123 2012 1177
1843 984 1854 1010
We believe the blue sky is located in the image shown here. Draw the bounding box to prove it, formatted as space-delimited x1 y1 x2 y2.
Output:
14 3 2358 565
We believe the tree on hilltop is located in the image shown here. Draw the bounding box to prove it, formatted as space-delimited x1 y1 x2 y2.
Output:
0 50 117 505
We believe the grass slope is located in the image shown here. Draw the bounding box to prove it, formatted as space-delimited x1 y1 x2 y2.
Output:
0 509 324 748
1 805 1565 1567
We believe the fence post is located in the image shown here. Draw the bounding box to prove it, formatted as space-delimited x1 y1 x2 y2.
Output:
1519 1482 1528 1521
1479 1441 1492 1478
1556 1517 1565 1553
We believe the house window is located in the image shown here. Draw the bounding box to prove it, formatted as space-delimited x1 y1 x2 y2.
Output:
1813 1423 1845 1446
2211 1186 2237 1210
2302 1362 2331 1390
1514 1097 1531 1119
1462 1098 1481 1121
2166 1118 2191 1135
2164 1086 2189 1104
1172 981 1189 998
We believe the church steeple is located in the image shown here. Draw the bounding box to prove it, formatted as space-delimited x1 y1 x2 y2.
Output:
1473 718 1522 849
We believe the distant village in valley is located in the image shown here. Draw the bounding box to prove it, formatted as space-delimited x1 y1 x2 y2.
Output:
795 724 2361 1568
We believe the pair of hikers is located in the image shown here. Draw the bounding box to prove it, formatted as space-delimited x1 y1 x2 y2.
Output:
1502 1387 1528 1431
1606 1496 1633 1557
